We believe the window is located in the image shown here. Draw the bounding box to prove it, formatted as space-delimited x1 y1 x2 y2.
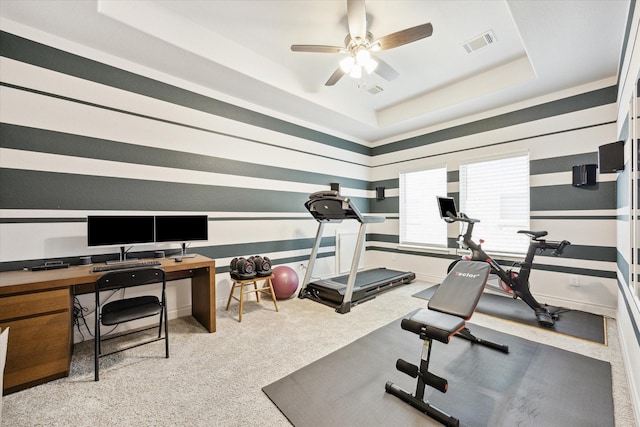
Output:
399 166 447 247
459 153 530 254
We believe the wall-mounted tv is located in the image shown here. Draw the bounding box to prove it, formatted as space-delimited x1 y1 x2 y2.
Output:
87 215 155 247
598 140 624 173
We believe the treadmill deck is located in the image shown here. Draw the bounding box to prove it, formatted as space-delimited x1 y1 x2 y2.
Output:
301 268 415 306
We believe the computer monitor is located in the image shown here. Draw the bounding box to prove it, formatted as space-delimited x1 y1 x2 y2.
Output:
436 196 458 220
155 215 209 257
87 216 155 247
87 216 155 262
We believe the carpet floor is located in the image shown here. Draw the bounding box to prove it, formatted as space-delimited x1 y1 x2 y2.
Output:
1 281 635 427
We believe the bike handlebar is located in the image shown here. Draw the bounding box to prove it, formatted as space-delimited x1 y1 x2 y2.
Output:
446 212 479 223
551 240 571 256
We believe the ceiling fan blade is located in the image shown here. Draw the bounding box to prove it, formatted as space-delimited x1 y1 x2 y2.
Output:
375 23 433 50
325 67 346 86
347 0 367 41
291 44 347 53
371 55 399 81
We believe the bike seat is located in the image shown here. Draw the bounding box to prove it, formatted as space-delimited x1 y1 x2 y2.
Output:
517 230 548 239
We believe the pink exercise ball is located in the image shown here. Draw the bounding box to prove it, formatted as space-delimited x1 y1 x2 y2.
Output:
271 266 299 300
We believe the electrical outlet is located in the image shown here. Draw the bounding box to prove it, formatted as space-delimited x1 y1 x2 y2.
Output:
569 275 580 287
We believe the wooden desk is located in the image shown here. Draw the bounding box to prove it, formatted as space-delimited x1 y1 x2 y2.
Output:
0 255 215 394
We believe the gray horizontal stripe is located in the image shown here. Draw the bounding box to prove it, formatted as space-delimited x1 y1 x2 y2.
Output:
530 215 617 220
0 169 375 214
0 169 308 212
0 31 366 155
530 152 598 175
0 217 86 224
372 86 617 156
367 233 399 244
0 216 313 224
0 123 369 189
531 182 616 211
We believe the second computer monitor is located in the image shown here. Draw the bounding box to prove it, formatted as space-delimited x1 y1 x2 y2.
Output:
155 215 209 243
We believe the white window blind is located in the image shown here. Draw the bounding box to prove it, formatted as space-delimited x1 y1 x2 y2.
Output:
459 154 530 254
400 166 447 247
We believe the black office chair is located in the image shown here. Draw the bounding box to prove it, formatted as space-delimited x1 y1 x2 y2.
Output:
94 267 169 381
385 261 509 426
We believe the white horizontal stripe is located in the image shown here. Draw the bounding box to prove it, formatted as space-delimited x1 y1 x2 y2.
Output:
0 148 321 194
0 84 370 181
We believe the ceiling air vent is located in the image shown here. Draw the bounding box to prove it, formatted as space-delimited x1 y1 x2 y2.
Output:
463 30 496 53
366 85 384 95
358 83 384 94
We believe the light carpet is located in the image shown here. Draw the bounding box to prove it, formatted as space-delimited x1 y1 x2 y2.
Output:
1 281 635 427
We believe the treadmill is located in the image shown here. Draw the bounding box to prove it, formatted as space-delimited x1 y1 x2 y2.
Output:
299 191 415 313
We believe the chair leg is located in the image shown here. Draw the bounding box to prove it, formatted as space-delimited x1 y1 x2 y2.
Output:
94 315 100 381
164 304 169 358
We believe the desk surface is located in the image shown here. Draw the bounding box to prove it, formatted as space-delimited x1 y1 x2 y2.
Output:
0 255 215 295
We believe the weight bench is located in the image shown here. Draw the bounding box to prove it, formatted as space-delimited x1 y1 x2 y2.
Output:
385 261 509 427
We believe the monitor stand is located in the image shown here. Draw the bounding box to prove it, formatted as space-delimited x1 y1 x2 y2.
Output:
106 246 139 264
170 242 197 259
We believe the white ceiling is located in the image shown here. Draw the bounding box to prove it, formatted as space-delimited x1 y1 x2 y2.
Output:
0 0 630 144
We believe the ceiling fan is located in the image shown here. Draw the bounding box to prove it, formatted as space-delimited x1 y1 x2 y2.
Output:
291 0 433 86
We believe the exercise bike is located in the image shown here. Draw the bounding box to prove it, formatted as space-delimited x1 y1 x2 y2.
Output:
437 197 570 327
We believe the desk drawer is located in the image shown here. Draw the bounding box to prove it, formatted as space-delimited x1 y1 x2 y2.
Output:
1 310 71 393
0 289 70 321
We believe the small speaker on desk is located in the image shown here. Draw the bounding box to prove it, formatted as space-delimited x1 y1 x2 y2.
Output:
572 164 597 187
330 182 340 193
376 186 386 200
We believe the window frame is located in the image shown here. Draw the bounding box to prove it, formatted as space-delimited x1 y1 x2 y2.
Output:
458 151 531 256
398 164 448 250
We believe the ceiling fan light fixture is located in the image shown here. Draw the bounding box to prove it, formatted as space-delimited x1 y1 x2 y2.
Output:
349 65 362 79
340 56 355 73
362 56 378 74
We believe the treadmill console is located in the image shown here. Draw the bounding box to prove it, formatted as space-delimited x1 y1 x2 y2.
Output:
305 191 363 223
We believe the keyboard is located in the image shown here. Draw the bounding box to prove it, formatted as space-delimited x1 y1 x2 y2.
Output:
91 260 162 273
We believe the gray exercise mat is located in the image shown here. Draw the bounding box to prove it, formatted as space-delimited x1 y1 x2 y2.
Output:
263 314 613 427
413 285 606 344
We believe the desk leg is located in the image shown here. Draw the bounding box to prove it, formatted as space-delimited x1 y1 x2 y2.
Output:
191 267 216 333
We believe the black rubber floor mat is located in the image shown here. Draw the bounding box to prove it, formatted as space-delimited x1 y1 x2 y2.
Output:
263 315 613 427
413 285 606 344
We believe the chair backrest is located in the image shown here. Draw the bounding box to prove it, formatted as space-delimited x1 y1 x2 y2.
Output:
428 261 490 320
96 267 166 292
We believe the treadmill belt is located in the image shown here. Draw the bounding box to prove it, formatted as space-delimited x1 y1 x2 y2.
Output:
329 268 410 287
304 268 415 306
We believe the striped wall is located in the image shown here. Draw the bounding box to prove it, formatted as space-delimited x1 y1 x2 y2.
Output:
0 26 628 326
364 82 620 316
0 28 374 324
